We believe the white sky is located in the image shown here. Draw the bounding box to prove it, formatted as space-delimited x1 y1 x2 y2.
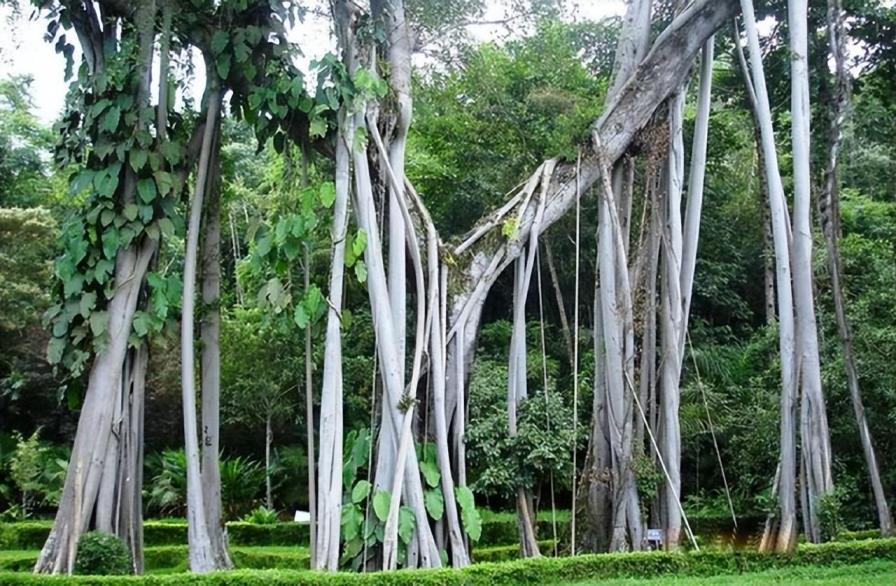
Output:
0 1 625 124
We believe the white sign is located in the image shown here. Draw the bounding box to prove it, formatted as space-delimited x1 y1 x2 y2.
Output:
294 510 311 524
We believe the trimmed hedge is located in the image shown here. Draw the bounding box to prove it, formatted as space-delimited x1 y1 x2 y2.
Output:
0 522 310 551
2 518 547 550
0 541 551 573
0 537 894 584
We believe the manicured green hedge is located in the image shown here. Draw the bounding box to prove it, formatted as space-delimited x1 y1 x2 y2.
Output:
1 536 894 585
835 529 882 542
0 522 310 551
1 518 540 549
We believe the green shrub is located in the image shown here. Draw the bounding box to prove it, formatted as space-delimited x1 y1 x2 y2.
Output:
0 520 52 549
241 506 279 525
2 537 894 585
73 531 132 575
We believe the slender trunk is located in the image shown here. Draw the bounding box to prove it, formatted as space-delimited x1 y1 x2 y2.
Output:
820 0 892 536
739 0 799 553
544 240 574 365
659 90 686 550
304 245 319 562
789 0 834 542
181 89 222 573
265 413 273 509
314 110 351 571
199 127 231 568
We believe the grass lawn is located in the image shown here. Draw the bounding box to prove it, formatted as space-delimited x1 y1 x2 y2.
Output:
561 560 896 585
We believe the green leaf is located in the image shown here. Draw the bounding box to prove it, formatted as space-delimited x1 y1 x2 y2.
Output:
455 485 475 511
211 31 229 55
129 149 148 172
372 489 390 522
293 304 309 329
354 260 367 283
233 40 250 63
94 168 119 197
319 181 336 208
78 291 97 317
153 171 174 196
420 457 440 488
309 117 327 138
424 489 444 521
341 504 363 542
352 229 367 257
100 209 115 226
123 203 139 222
398 507 415 544
455 486 482 542
47 337 65 364
462 507 482 542
216 54 231 80
158 218 175 238
63 274 84 298
100 106 120 133
70 170 94 195
161 141 182 165
132 312 151 337
89 310 108 336
102 229 120 259
352 480 372 504
137 178 157 203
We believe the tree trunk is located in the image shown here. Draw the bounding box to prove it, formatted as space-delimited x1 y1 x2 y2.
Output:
304 245 318 563
181 88 222 573
199 125 231 568
788 0 834 543
313 109 351 571
819 0 892 537
739 0 799 553
35 5 161 573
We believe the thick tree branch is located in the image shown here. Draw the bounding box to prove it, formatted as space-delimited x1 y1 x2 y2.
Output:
451 0 738 307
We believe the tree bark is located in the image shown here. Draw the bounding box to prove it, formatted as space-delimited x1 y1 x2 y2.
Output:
739 0 799 553
181 87 222 573
788 0 834 543
313 109 351 570
304 245 318 563
199 124 231 568
819 0 892 537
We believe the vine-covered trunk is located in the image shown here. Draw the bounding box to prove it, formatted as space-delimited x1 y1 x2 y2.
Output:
35 240 156 574
35 4 160 572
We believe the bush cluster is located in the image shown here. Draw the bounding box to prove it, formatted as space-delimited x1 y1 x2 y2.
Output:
72 531 132 575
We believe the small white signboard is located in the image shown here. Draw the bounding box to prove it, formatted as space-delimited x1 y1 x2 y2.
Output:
646 529 664 544
294 510 311 524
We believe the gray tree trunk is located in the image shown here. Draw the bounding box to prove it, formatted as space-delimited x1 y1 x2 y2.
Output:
788 0 834 543
739 0 799 553
180 88 222 573
199 128 232 568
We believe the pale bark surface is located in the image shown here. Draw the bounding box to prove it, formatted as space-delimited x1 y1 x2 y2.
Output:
788 0 834 544
199 130 231 568
739 0 798 553
181 90 222 573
